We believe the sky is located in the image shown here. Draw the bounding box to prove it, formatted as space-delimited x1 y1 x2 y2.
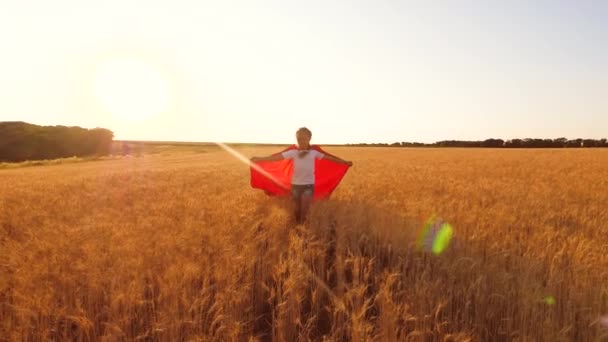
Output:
0 0 606 144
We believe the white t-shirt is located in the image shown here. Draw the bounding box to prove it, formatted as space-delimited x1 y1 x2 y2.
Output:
281 149 325 185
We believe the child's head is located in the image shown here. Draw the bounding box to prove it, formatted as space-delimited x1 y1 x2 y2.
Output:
296 127 312 149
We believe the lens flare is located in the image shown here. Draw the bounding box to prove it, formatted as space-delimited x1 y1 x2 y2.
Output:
543 296 556 305
215 142 289 190
417 216 453 255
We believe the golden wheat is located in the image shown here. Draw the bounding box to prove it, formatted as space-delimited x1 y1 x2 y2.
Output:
1 147 607 341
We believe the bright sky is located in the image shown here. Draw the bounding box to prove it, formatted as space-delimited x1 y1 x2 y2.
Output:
1 1 606 144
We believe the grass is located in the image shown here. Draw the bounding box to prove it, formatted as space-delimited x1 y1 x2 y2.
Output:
1 147 607 341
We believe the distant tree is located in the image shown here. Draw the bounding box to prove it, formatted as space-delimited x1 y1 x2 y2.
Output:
582 139 595 147
482 139 504 148
541 139 554 148
0 122 114 162
504 139 522 148
554 137 568 147
565 139 583 148
89 128 114 155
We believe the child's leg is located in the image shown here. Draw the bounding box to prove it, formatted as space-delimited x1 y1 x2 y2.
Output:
292 186 301 223
299 185 314 223
293 196 301 223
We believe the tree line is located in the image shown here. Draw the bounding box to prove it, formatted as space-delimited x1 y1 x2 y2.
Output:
0 122 114 162
349 138 608 148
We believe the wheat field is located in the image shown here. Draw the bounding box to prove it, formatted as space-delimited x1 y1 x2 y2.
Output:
1 146 607 341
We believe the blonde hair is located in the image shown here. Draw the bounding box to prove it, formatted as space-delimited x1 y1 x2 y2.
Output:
296 127 312 138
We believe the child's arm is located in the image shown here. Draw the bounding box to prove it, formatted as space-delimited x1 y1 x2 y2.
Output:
251 154 284 163
322 154 353 167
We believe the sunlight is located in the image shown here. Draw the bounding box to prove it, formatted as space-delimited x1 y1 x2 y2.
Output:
93 57 170 123
215 142 289 190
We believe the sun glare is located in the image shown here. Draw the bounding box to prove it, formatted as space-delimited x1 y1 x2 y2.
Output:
93 57 170 123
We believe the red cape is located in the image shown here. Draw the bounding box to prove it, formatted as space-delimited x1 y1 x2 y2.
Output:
250 145 349 199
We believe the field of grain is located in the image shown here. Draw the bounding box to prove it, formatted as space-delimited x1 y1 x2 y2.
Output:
1 146 607 341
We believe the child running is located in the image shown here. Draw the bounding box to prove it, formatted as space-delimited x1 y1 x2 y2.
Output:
250 127 352 223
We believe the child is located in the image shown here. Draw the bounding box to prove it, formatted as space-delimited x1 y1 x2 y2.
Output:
251 127 352 224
